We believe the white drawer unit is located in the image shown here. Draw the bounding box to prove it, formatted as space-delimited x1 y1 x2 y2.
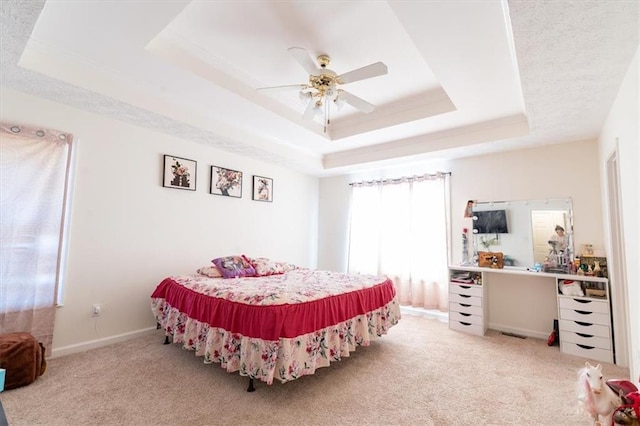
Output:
448 271 487 337
559 308 610 326
449 319 485 336
449 302 483 316
558 297 609 314
556 276 614 363
449 292 482 307
558 319 610 338
450 284 483 298
560 341 614 364
446 266 615 364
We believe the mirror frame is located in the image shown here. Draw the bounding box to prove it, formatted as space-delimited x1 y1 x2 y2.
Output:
470 198 574 269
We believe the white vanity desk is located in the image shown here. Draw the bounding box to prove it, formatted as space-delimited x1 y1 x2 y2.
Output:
448 265 613 363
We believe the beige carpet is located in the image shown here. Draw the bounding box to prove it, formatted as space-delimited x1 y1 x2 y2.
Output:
0 313 630 425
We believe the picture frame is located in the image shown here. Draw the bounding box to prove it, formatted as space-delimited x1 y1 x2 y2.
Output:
210 166 243 198
252 175 273 202
163 155 196 191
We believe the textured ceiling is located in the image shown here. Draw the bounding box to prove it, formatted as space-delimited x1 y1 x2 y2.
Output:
1 1 638 176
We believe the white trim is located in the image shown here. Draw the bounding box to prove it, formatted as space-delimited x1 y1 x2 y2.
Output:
50 327 157 359
400 306 448 323
606 147 629 367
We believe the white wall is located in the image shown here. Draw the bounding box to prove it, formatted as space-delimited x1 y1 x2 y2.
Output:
320 140 603 269
319 140 605 340
449 141 604 263
599 45 639 382
318 176 352 272
1 88 319 355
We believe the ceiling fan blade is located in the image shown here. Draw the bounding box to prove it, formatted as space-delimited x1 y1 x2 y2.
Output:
337 62 388 84
339 90 375 113
257 84 308 92
288 47 319 76
302 97 318 120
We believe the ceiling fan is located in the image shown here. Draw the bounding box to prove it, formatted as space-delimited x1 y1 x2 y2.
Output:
258 47 388 131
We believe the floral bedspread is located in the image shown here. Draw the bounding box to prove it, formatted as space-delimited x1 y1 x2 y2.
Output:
154 269 391 305
151 269 401 385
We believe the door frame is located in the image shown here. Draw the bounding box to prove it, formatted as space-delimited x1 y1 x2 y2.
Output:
606 147 629 367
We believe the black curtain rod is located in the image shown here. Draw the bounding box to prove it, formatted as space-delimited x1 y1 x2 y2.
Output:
349 171 451 187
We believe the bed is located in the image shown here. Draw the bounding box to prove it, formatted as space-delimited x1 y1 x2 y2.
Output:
150 259 401 391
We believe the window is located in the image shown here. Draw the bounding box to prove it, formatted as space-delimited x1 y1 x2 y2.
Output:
348 173 450 310
0 123 74 351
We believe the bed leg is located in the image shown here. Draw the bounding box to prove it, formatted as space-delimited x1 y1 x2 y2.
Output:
246 378 256 392
163 335 170 345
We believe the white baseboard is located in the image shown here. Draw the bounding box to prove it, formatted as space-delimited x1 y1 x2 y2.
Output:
488 322 548 340
400 306 449 323
50 327 158 359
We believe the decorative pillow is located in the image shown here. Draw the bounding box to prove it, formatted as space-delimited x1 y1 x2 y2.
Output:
211 255 256 279
196 265 223 278
279 261 298 272
559 279 584 296
246 257 285 276
244 256 298 276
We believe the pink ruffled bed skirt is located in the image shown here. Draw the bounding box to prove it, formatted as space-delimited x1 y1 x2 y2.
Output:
151 295 400 385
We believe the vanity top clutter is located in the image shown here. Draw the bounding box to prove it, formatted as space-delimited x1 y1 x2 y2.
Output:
450 271 479 285
450 264 608 284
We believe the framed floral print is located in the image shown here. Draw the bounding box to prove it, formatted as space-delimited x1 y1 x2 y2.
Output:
252 175 273 202
210 166 243 198
163 155 196 191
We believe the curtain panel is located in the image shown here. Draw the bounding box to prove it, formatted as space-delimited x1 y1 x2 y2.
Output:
348 174 450 311
0 123 73 355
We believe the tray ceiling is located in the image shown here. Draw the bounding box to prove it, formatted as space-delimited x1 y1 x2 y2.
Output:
1 1 637 175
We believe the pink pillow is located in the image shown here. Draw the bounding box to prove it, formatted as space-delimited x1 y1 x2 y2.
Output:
211 255 256 278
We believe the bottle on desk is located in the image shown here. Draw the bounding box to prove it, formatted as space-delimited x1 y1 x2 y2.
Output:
569 260 576 274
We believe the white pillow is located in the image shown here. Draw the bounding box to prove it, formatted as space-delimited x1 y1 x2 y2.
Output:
197 265 223 278
559 279 584 296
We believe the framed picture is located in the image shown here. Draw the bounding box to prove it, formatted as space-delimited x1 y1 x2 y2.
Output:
163 155 196 191
252 175 273 202
210 166 243 198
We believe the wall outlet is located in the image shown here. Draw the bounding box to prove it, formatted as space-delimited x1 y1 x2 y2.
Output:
92 304 102 317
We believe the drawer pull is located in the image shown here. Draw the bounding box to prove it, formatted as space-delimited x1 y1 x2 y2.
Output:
573 298 592 304
460 303 471 308
459 321 471 326
460 285 471 289
575 321 594 327
576 332 594 338
577 344 595 350
574 310 592 315
459 312 471 317
459 294 471 299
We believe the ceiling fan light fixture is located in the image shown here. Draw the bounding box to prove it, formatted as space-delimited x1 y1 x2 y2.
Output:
299 90 312 104
261 47 388 134
313 100 323 116
325 86 337 100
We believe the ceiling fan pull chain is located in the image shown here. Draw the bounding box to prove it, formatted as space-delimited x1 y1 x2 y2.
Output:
325 98 330 133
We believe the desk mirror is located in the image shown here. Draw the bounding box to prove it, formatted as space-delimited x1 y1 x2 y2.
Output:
471 198 574 269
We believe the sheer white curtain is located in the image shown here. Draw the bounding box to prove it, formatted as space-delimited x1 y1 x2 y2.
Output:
348 174 450 310
0 123 73 355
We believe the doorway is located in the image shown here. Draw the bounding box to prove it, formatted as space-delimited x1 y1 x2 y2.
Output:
531 210 567 263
